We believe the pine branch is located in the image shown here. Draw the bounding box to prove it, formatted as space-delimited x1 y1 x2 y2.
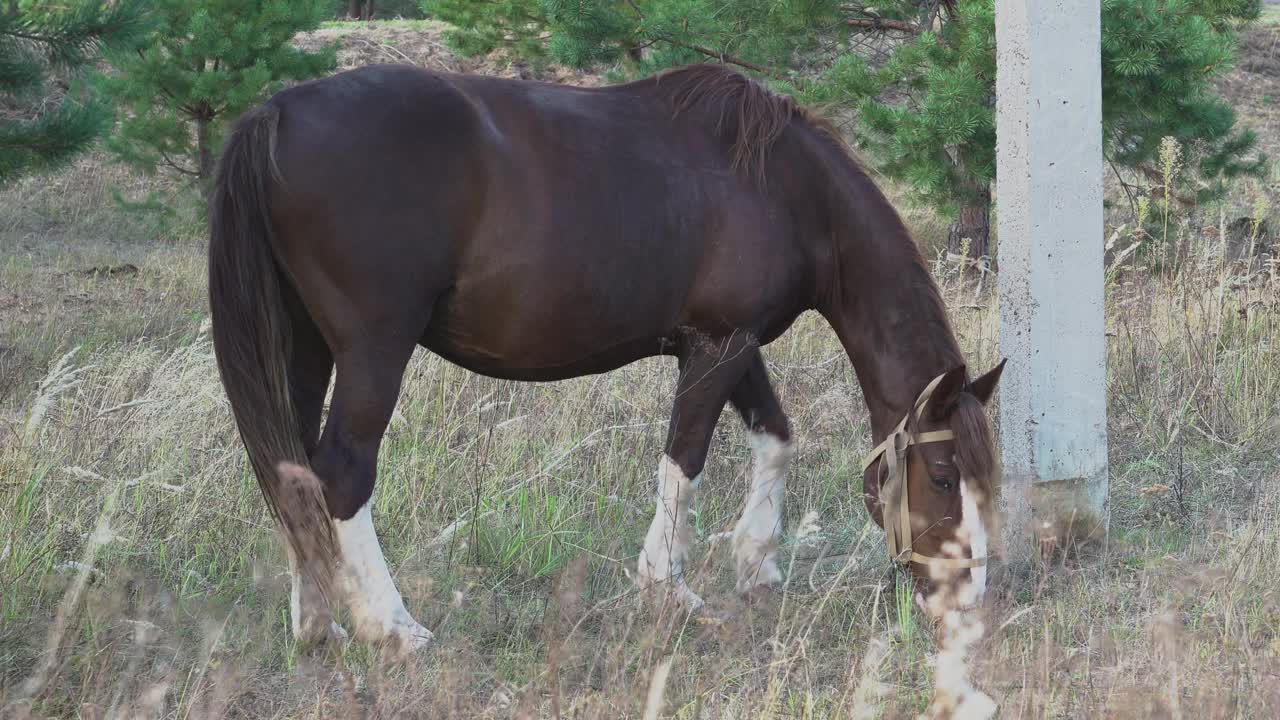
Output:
0 93 109 184
1 0 151 69
0 41 44 95
1108 157 1140 216
655 36 784 79
158 148 198 178
845 17 924 35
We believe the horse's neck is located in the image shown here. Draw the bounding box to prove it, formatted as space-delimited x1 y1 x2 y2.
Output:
837 283 962 439
821 188 964 440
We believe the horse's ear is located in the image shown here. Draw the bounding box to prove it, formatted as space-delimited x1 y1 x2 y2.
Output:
926 365 968 421
968 358 1007 405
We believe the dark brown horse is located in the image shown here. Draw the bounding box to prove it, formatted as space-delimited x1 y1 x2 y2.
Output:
208 62 1005 651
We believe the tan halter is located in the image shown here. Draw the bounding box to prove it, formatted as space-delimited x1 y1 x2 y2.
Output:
861 372 987 570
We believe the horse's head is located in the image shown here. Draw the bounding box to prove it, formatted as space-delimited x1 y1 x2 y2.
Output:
862 360 1005 612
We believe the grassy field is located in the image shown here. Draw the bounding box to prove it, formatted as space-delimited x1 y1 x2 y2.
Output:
2 20 1279 720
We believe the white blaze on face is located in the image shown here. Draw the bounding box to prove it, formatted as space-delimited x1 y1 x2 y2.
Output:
731 432 794 592
637 455 703 609
334 503 433 649
959 478 988 603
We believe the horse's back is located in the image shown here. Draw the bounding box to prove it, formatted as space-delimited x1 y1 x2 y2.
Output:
268 64 491 223
258 64 816 379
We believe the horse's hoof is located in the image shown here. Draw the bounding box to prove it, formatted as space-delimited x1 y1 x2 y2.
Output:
676 585 705 613
296 618 349 648
734 553 783 595
385 618 434 655
632 568 704 614
738 584 780 606
326 621 350 642
352 606 434 655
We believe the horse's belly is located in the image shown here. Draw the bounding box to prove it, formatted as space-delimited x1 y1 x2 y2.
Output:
420 289 677 381
421 330 673 382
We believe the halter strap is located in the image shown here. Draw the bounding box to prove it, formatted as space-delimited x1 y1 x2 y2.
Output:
860 372 986 570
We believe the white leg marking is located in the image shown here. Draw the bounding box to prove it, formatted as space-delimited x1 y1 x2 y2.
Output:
285 543 347 644
732 432 794 592
636 455 703 611
959 479 988 605
335 503 432 650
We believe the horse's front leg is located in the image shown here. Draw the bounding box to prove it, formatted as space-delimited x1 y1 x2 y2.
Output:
728 350 794 594
635 333 760 611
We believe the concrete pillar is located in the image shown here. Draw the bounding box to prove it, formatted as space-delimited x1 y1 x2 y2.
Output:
994 0 1109 567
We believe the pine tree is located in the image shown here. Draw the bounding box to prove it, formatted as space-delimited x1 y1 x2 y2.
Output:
802 2 999 254
424 0 559 63
0 0 150 185
333 0 425 19
425 0 1264 257
98 0 336 191
422 0 838 77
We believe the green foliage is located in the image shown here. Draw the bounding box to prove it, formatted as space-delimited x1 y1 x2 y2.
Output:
422 0 552 62
806 1 998 214
98 0 336 187
0 0 150 185
423 0 839 73
426 0 1264 216
1100 0 1264 201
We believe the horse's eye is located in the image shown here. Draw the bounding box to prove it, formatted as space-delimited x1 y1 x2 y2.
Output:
929 473 956 492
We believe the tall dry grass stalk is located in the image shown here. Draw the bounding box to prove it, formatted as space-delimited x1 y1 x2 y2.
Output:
16 478 120 705
22 347 91 442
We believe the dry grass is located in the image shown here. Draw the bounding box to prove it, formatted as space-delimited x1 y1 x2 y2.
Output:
0 149 1276 719
1 20 1278 720
0 152 203 404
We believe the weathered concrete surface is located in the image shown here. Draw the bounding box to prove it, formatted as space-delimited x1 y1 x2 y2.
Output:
995 0 1110 568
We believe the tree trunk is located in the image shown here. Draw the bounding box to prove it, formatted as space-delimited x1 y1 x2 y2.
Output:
347 0 375 20
196 113 214 195
947 189 992 259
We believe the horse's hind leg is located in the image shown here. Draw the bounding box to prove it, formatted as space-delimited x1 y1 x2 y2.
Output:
728 350 794 594
636 332 758 611
283 305 346 644
311 335 432 651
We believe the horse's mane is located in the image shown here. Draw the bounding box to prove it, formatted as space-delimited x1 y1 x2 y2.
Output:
950 392 998 498
648 63 848 184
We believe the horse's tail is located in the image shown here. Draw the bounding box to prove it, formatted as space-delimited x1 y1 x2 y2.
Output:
208 105 336 599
